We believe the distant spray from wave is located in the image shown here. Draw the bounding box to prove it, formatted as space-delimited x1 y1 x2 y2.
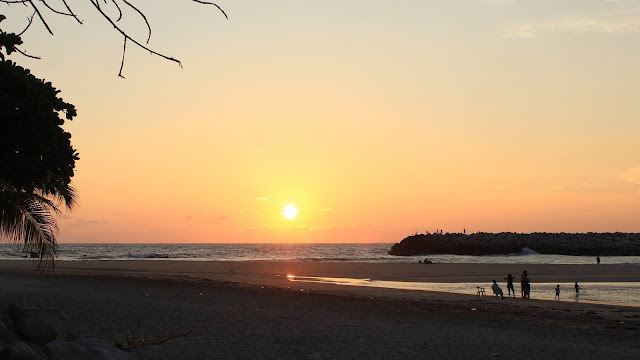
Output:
516 247 540 255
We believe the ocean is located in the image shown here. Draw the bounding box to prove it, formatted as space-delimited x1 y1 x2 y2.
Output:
1 243 639 264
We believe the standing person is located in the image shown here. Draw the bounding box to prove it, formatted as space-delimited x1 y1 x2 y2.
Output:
505 273 515 297
574 282 581 297
596 256 601 265
520 271 529 298
555 285 560 300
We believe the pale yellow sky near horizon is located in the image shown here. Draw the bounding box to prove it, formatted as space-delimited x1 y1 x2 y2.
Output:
2 0 640 243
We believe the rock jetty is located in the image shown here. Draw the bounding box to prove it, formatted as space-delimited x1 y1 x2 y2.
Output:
388 232 640 256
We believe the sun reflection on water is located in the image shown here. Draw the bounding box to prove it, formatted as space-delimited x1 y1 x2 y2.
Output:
284 275 640 307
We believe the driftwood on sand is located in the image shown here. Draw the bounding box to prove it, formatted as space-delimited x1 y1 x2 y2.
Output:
116 320 214 350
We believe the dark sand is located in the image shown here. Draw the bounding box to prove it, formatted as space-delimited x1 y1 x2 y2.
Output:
1 260 639 359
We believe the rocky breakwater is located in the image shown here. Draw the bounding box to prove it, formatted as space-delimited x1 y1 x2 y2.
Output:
0 299 134 360
388 232 640 256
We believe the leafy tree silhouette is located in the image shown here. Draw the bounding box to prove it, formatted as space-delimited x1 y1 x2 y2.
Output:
1 14 78 266
0 1 225 264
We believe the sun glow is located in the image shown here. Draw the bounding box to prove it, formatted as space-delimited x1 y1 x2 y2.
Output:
283 205 298 220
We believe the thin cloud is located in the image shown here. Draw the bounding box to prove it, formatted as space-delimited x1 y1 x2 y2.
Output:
256 196 271 202
68 218 110 227
320 207 335 216
576 182 615 190
502 10 640 38
494 182 615 194
620 166 640 185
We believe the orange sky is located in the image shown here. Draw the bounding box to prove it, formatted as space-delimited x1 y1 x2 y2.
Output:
3 1 640 243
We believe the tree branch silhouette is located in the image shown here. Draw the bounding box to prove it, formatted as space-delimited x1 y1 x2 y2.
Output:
0 0 227 77
16 11 34 36
26 1 53 35
13 44 39 58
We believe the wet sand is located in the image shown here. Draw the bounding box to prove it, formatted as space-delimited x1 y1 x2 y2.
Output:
2 260 639 284
1 260 639 359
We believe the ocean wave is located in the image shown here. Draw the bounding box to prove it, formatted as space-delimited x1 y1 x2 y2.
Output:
127 252 170 259
254 258 341 262
2 243 640 265
253 257 398 262
0 252 30 258
80 255 120 260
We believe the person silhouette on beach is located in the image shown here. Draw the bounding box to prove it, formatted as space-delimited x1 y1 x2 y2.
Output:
596 256 601 265
491 280 504 299
555 285 560 300
520 271 530 299
505 273 515 297
574 282 581 297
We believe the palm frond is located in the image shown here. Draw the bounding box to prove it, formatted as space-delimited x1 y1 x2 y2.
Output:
0 188 59 267
39 172 77 211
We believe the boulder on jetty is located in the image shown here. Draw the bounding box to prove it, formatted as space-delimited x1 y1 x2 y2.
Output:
388 232 640 256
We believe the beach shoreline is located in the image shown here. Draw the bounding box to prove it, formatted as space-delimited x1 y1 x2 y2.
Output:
4 260 640 305
2 259 639 282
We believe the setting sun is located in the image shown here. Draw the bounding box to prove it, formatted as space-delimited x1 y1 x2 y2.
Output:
283 205 298 220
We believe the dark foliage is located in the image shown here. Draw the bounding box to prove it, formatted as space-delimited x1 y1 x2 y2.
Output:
0 14 21 60
1 16 78 264
0 27 78 202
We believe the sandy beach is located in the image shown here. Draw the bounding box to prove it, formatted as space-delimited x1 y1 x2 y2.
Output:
3 259 640 284
1 260 639 359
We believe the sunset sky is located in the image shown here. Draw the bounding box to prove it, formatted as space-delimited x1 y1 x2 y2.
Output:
3 0 640 243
